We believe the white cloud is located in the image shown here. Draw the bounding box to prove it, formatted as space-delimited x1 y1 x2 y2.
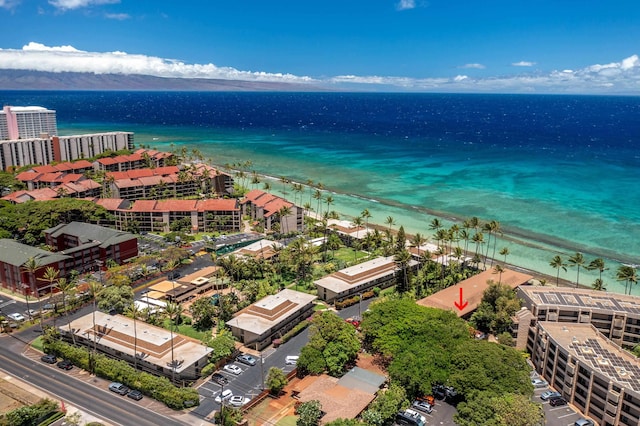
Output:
0 0 21 10
48 0 119 11
512 61 535 67
105 12 129 20
396 0 415 11
2 43 640 93
459 63 485 69
0 43 316 83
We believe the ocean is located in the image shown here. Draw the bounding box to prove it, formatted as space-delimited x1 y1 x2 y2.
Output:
2 90 639 293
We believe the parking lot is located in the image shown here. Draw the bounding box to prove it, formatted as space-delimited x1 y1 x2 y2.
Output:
421 398 458 425
531 374 587 426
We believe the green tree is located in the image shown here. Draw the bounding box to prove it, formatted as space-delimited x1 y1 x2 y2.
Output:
189 297 217 330
97 285 134 313
266 367 288 395
567 252 586 287
549 255 567 286
617 265 638 295
491 393 545 426
366 383 407 426
470 281 521 334
296 400 323 426
298 311 360 376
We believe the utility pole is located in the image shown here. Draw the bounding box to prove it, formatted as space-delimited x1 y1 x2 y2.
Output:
219 383 225 425
259 344 265 391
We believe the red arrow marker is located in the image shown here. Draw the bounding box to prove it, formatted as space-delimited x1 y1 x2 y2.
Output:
454 287 468 311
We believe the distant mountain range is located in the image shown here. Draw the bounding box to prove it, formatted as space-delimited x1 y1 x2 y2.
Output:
0 69 329 91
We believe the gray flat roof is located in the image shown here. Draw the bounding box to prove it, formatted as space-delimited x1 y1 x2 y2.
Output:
520 287 640 316
540 322 640 393
46 221 135 248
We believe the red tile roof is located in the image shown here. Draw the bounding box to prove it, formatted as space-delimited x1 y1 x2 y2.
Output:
15 171 42 182
197 199 239 211
155 199 199 211
93 198 129 210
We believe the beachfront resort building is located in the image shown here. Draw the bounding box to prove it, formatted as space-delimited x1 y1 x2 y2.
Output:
60 310 213 383
528 321 640 426
100 198 241 233
514 286 640 350
0 106 57 140
226 289 317 350
44 221 138 271
241 189 303 233
314 256 418 303
93 148 174 172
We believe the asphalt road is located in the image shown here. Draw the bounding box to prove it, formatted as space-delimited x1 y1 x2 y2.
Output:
0 324 191 426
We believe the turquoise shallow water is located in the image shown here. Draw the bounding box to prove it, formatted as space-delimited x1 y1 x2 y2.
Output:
7 90 636 295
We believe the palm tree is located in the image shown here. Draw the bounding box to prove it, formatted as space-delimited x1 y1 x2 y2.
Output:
393 249 412 293
587 258 608 282
125 302 142 371
86 280 102 374
472 232 485 268
313 189 323 216
410 233 427 271
351 216 364 239
39 266 60 327
22 257 42 325
324 195 334 216
57 278 76 344
278 205 292 234
360 209 372 232
385 216 396 237
592 278 606 291
616 265 638 295
549 255 567 286
488 220 502 267
164 301 183 383
567 252 586 288
493 264 505 284
499 247 510 265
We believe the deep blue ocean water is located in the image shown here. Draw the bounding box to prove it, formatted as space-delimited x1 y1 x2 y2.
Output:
2 90 639 292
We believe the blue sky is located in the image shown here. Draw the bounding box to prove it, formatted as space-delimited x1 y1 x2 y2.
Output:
1 0 640 93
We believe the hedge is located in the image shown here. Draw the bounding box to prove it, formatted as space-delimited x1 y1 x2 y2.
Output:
334 289 376 310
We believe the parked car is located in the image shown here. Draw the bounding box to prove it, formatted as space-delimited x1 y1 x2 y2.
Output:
416 395 435 406
432 385 446 400
236 354 257 366
56 359 73 370
223 364 242 375
549 396 567 406
41 354 57 364
24 309 38 318
411 400 433 414
574 419 595 426
540 390 562 401
7 313 25 322
215 389 233 403
403 409 427 426
228 395 249 407
285 355 299 365
109 382 130 395
127 390 143 401
531 378 548 388
211 373 229 385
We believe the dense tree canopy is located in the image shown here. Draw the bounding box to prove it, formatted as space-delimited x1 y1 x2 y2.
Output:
470 281 521 334
298 311 360 376
361 297 469 396
0 199 111 246
361 298 535 426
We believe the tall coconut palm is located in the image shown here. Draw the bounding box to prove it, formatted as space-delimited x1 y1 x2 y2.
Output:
86 280 102 374
39 266 60 327
587 258 608 282
616 265 638 295
164 301 183 383
313 189 323 216
385 216 396 236
22 257 42 325
499 247 510 265
493 264 505 284
567 252 586 288
278 205 292 234
472 232 485 268
488 220 502 267
57 278 76 344
549 255 567 286
592 278 606 291
393 249 412 293
361 209 372 232
324 195 334 216
410 233 427 271
125 302 142 371
351 216 364 239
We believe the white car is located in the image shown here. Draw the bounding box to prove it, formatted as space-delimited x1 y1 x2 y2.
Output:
223 364 242 375
531 378 548 388
228 395 249 407
7 313 25 322
214 389 233 403
285 355 299 365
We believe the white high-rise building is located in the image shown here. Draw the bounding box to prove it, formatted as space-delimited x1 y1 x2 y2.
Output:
0 106 58 140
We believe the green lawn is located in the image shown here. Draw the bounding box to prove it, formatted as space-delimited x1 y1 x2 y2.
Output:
162 319 209 341
330 247 369 263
